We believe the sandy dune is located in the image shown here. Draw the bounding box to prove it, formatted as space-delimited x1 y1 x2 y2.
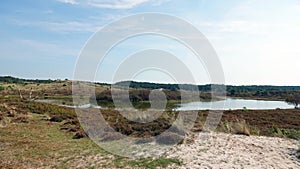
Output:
167 132 300 169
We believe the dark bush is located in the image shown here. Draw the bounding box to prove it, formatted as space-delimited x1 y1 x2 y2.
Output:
0 111 3 120
68 126 80 132
11 115 29 123
62 119 79 125
50 116 64 122
72 130 87 139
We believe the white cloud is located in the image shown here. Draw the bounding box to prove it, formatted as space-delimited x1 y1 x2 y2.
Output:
87 0 149 9
147 0 170 6
57 0 79 5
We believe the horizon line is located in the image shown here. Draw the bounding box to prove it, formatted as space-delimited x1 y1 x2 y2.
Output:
1 75 300 87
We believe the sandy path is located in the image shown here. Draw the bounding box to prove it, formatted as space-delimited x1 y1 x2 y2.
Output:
167 132 300 169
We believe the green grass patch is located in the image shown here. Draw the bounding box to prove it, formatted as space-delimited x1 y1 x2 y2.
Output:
0 85 4 91
113 156 182 169
269 126 300 140
0 113 107 168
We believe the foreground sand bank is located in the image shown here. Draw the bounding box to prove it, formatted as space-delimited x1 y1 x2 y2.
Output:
167 132 300 168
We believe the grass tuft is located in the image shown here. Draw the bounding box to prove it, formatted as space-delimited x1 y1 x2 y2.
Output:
269 126 300 140
220 119 251 136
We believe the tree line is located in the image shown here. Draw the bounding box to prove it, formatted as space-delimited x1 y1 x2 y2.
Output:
0 76 55 84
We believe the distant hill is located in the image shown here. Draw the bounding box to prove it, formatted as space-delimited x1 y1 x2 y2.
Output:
115 80 300 92
1 76 300 100
1 76 300 91
0 76 55 84
114 81 300 100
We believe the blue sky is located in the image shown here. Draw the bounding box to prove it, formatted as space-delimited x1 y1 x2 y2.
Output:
1 0 300 85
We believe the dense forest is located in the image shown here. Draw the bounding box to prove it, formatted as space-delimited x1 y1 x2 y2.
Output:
115 81 300 101
111 81 300 100
116 81 300 92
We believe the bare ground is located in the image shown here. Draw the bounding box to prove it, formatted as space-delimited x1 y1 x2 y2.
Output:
167 132 300 168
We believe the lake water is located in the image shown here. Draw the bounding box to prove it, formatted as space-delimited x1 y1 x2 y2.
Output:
59 103 102 109
37 98 294 110
175 98 294 111
35 100 102 109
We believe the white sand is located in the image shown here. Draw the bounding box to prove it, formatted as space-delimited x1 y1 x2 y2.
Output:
167 132 300 169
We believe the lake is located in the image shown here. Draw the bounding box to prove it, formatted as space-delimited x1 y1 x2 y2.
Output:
175 98 294 111
36 98 294 110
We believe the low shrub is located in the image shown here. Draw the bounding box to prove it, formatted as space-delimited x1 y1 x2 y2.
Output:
11 114 28 123
0 111 3 121
233 119 250 136
67 126 80 132
50 116 64 122
250 126 260 136
220 119 251 136
0 85 4 91
283 129 300 140
72 130 87 139
270 126 300 140
62 118 79 126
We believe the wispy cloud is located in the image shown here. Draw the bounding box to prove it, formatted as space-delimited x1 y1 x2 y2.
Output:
57 0 79 5
56 0 154 9
87 0 149 9
12 19 101 33
151 0 171 6
197 20 272 35
40 21 100 33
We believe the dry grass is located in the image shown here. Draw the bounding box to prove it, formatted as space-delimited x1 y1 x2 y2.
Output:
196 109 300 139
0 99 182 168
0 113 106 168
0 111 181 168
219 119 251 136
1 81 300 167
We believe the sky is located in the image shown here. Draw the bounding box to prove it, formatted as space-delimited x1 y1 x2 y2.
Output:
0 0 300 85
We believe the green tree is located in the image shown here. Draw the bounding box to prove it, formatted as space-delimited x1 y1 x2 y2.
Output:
286 94 300 109
230 89 235 96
